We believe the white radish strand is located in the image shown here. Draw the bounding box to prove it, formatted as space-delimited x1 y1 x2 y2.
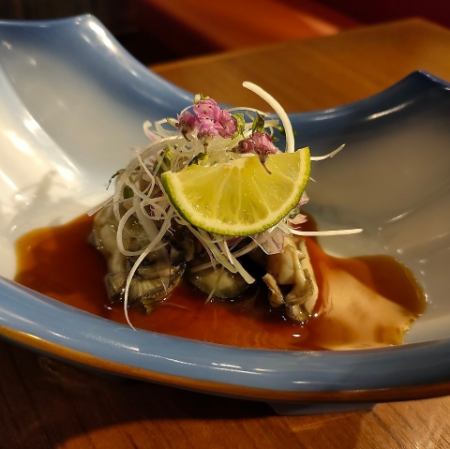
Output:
94 83 365 330
190 240 258 274
289 228 363 236
134 197 159 243
196 230 237 274
116 207 144 257
227 251 255 284
136 151 156 195
242 81 295 153
178 218 217 269
310 144 346 161
112 173 127 222
227 106 268 115
278 220 362 237
219 240 234 267
122 209 174 329
231 241 259 258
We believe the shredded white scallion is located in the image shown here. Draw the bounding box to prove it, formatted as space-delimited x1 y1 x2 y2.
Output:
310 144 346 161
93 81 363 329
242 81 295 153
123 208 174 329
288 228 363 237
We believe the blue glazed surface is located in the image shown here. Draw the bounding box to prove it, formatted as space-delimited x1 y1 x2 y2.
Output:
0 15 449 399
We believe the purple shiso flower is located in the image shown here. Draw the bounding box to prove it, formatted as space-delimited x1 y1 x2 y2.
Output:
238 131 278 157
178 98 237 139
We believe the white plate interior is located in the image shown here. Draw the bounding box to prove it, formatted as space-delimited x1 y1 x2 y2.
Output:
0 17 449 346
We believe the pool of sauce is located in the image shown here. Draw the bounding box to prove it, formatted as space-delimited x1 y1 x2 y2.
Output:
14 215 426 350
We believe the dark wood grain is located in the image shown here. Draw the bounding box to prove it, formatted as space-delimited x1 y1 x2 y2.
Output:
1 340 450 449
152 18 450 112
2 18 450 449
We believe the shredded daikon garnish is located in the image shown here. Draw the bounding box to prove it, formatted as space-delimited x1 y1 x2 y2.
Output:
310 144 346 161
94 82 361 328
242 81 295 153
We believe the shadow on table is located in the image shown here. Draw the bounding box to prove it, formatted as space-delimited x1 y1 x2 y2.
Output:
0 341 369 449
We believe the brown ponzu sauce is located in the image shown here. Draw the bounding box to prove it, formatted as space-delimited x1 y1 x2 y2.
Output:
14 215 425 350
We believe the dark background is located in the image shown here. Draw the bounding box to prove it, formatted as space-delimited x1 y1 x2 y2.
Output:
0 0 448 65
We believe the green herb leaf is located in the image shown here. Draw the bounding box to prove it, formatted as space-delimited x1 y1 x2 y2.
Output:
274 124 285 134
273 123 288 142
189 152 209 166
123 186 134 199
194 93 209 104
251 113 265 133
232 113 246 136
106 170 123 190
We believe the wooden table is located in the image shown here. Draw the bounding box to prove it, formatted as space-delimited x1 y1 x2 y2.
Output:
2 18 450 449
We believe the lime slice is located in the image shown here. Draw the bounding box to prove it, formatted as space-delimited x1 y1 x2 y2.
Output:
161 148 310 236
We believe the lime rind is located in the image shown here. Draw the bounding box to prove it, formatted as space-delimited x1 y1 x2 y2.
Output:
161 148 310 236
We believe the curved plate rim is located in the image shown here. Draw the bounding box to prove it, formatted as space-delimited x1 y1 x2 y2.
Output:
0 15 449 402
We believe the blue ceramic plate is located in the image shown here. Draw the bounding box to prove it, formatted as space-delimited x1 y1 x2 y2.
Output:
0 15 449 403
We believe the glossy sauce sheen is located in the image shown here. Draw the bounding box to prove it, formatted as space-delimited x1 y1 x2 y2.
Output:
14 215 426 350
